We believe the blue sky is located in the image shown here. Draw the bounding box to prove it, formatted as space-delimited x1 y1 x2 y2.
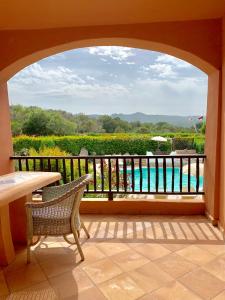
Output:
8 46 207 116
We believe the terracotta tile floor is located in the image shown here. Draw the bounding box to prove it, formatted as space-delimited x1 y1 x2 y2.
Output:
1 215 225 300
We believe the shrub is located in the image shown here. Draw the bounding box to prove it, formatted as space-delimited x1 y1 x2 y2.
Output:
159 142 172 153
28 147 70 181
13 134 205 156
14 135 160 155
13 135 43 153
29 146 69 157
172 137 194 150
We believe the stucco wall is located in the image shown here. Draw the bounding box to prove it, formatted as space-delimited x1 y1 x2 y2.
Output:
219 18 225 230
204 71 222 222
0 83 13 175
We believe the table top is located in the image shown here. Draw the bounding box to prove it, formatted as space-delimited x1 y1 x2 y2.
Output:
0 171 61 206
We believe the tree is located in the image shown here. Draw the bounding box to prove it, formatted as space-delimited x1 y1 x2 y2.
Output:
10 105 197 136
98 116 118 133
47 113 76 135
22 110 50 135
74 114 103 133
11 120 23 136
136 126 149 133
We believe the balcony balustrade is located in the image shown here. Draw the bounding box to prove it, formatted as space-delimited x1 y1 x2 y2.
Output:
11 154 206 200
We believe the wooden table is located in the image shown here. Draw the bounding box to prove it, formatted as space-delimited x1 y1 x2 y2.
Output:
0 171 61 266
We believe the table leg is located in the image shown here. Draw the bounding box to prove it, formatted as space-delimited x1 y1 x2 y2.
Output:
9 194 32 244
0 205 15 266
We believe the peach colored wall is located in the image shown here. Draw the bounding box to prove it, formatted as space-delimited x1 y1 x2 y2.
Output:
204 71 222 222
1 0 224 30
219 18 225 230
0 83 14 175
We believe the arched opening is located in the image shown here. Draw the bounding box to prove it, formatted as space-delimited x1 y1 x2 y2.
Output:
0 33 221 225
8 46 207 198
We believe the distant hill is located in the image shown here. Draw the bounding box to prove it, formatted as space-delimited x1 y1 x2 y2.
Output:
90 112 203 127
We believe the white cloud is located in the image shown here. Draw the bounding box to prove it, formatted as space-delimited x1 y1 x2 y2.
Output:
141 63 177 78
126 62 136 65
86 75 95 81
156 54 192 69
8 47 207 115
137 76 205 93
12 63 86 85
149 63 177 78
87 46 135 62
10 63 129 101
128 76 207 115
140 54 192 78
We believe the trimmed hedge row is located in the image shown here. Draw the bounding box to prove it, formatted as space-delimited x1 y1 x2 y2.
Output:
13 134 205 155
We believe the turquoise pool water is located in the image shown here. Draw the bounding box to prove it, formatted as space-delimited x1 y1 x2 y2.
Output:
126 167 204 192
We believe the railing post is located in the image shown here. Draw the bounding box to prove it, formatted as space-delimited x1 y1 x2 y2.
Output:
108 192 113 201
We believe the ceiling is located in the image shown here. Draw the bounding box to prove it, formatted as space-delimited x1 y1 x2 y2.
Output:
0 0 225 30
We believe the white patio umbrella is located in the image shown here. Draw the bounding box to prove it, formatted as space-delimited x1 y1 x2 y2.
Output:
183 162 204 177
151 136 168 142
151 136 168 152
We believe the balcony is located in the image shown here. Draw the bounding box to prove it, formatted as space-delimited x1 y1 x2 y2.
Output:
1 2 225 299
1 214 225 299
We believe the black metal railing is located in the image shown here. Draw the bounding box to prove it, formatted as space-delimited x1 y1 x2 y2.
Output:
10 154 206 200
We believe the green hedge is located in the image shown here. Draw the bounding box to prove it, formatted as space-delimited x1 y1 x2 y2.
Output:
13 134 205 155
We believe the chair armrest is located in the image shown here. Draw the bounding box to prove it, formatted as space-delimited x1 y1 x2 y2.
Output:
42 174 92 201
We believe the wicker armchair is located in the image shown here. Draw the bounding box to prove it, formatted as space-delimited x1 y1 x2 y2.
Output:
25 174 92 263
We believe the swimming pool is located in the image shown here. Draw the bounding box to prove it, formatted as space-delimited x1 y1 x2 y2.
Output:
126 167 204 192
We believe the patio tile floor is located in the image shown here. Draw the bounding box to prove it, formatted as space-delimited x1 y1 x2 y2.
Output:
1 214 225 299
